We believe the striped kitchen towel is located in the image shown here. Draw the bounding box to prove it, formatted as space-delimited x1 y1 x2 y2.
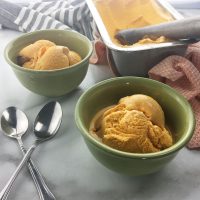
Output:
0 0 94 40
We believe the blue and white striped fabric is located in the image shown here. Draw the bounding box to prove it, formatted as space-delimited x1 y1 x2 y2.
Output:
0 0 94 40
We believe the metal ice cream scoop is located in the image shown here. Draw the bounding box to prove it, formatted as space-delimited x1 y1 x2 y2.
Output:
115 16 200 45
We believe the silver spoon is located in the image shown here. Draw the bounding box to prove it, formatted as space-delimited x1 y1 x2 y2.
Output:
1 107 56 200
0 101 62 200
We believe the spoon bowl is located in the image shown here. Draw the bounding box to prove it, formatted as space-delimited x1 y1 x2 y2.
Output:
34 101 62 140
1 107 28 138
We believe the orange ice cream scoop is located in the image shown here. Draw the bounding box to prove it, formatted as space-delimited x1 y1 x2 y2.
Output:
119 94 165 128
90 94 173 153
101 105 172 153
18 40 56 69
35 46 70 70
68 51 82 65
19 40 56 59
17 39 82 70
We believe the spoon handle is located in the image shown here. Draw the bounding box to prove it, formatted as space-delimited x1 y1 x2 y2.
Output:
0 145 36 200
17 139 56 200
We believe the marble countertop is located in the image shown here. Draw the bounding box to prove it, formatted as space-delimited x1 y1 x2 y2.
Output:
1 11 200 200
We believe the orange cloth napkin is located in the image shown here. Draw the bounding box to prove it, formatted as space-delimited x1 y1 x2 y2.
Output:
149 42 200 149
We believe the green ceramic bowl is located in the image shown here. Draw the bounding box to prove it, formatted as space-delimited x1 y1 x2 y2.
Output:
4 29 93 97
75 77 195 176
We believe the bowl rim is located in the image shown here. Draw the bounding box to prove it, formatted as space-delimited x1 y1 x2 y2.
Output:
4 29 93 73
75 76 195 159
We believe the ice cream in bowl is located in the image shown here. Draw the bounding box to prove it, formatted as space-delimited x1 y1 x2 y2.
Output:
4 29 93 97
75 77 195 176
17 39 82 70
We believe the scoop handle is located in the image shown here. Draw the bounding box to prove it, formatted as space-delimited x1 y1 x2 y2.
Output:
116 16 200 44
